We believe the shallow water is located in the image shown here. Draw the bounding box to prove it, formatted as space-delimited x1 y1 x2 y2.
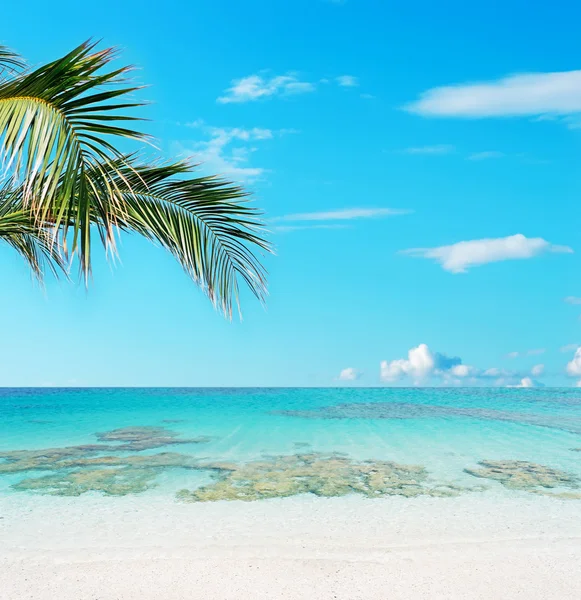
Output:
0 387 580 500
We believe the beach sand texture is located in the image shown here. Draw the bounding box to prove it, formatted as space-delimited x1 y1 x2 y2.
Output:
2 493 580 599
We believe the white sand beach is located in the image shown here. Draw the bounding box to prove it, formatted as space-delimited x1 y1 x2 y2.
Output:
1 492 580 599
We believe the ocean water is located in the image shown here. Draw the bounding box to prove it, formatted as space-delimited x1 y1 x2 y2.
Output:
1 387 581 500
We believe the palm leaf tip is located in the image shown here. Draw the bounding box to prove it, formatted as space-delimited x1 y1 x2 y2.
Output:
100 158 271 318
0 45 24 75
0 183 67 283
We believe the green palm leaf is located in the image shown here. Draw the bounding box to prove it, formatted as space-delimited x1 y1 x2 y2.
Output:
86 157 270 318
0 182 66 281
0 41 270 316
0 40 147 278
0 45 24 76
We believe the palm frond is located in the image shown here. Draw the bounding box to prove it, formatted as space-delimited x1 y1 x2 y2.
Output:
0 40 148 278
87 157 271 318
0 182 66 281
0 45 24 77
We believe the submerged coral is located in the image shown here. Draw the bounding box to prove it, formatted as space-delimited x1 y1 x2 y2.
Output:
96 426 178 442
177 453 469 503
96 426 211 451
276 402 581 435
464 460 580 493
13 467 159 496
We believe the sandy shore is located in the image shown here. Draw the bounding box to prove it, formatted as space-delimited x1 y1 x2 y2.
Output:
1 492 581 599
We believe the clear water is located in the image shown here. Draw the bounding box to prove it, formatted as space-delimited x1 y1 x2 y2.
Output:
1 387 580 498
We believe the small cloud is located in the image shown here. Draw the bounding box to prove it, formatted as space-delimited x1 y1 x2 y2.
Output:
506 351 520 359
336 75 359 87
564 296 581 305
566 347 581 377
527 348 546 356
271 207 412 223
531 364 545 376
218 73 315 104
271 224 348 233
509 377 535 388
401 234 573 273
338 367 361 381
404 70 581 118
467 151 505 161
380 343 435 383
360 93 376 100
176 124 284 182
402 144 455 155
561 343 579 353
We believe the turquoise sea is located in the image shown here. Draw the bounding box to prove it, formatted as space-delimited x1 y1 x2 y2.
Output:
1 387 581 500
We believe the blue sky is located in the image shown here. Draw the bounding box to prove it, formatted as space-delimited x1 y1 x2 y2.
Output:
1 0 581 386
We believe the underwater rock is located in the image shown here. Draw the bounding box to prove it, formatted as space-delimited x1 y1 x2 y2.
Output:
177 453 469 503
96 426 211 451
464 460 580 492
0 445 116 473
0 423 211 475
13 467 158 496
276 402 581 435
96 426 178 442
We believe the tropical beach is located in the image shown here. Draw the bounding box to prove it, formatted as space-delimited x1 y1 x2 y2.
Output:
2 388 581 598
2 1 581 598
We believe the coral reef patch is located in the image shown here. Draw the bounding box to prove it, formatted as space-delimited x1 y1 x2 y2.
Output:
276 402 581 434
177 453 473 502
464 460 581 498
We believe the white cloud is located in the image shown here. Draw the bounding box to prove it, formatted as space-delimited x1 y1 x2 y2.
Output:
338 367 361 381
336 75 358 87
566 348 581 376
379 344 545 387
360 93 376 100
509 377 535 388
561 343 579 353
404 70 581 118
218 73 315 104
507 351 520 359
527 348 546 356
271 207 412 223
401 234 573 273
178 123 286 182
531 364 545 376
564 296 581 305
402 145 455 155
467 151 505 161
380 344 435 382
272 224 348 233
450 364 474 377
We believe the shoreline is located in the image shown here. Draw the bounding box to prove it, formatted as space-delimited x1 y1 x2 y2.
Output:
2 493 581 599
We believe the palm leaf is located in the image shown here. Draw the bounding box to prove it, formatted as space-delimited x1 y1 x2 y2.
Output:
0 45 24 77
0 182 66 281
0 40 148 278
86 157 270 318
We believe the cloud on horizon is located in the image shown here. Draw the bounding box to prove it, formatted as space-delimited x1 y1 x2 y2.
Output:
338 367 362 381
404 70 581 120
379 343 535 387
401 234 573 273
